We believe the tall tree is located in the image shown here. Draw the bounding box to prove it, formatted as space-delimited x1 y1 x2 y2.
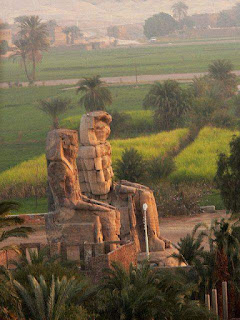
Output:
46 20 57 43
76 75 112 111
17 15 49 81
63 26 71 44
208 59 237 97
217 11 236 28
172 1 189 21
10 39 31 81
144 12 178 38
37 97 72 129
69 26 81 44
215 135 240 214
143 80 192 131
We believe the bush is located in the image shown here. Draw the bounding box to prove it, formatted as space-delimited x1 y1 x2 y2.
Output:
115 147 146 182
189 96 217 129
147 156 175 181
233 94 240 118
211 109 234 129
108 110 132 138
154 183 202 216
63 305 89 320
215 135 240 214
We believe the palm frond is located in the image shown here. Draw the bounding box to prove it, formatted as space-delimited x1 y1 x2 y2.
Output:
0 226 33 242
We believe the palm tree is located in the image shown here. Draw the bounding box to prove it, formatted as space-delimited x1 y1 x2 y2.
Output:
11 246 59 269
171 222 208 265
63 26 71 45
13 275 89 320
0 201 33 250
208 59 237 97
98 262 214 320
172 1 189 21
143 80 192 131
69 26 81 44
37 97 72 129
18 15 49 81
98 262 158 320
10 38 32 82
76 75 113 111
209 59 236 82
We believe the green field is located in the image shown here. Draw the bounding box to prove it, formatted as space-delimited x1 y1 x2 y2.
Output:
2 42 240 82
111 128 188 162
0 128 188 200
170 127 239 183
0 84 151 173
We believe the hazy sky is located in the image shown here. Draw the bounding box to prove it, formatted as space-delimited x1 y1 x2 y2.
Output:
1 0 239 25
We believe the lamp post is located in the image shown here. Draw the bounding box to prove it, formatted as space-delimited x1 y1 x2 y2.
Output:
143 203 149 260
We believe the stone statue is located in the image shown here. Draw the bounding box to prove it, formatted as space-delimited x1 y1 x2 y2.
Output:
77 112 113 200
77 112 169 252
45 128 120 250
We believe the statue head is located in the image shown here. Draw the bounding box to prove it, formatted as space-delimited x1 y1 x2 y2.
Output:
79 111 112 146
46 129 79 166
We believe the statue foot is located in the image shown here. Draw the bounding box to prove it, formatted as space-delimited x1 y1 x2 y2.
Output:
149 236 166 252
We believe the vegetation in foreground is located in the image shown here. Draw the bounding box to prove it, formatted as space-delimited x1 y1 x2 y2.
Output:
173 217 240 318
0 250 215 320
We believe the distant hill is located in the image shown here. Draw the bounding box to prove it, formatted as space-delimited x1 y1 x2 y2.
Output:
0 0 239 29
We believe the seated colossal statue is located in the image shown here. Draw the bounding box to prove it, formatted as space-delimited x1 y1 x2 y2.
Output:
77 111 170 252
45 128 121 251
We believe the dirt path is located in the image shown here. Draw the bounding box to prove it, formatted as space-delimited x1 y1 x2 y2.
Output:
0 212 227 249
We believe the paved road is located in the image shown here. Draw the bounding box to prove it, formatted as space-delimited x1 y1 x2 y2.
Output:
0 72 202 88
1 70 240 89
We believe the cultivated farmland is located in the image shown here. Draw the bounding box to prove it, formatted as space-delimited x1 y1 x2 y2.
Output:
2 42 240 83
0 128 189 200
170 127 240 183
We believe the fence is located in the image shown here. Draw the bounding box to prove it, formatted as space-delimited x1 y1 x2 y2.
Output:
0 240 136 276
205 282 239 320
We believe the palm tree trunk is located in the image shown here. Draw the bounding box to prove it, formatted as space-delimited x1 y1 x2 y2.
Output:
71 33 74 45
66 34 70 45
23 57 31 82
53 117 59 129
32 50 36 81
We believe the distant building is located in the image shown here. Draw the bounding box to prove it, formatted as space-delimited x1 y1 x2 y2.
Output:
54 26 66 46
107 24 144 40
191 13 218 29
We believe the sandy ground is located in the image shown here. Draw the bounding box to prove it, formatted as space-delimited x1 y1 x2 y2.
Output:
160 211 228 245
0 212 228 249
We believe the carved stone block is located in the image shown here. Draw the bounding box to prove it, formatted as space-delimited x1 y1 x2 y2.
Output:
94 157 103 170
84 159 95 171
78 146 96 159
